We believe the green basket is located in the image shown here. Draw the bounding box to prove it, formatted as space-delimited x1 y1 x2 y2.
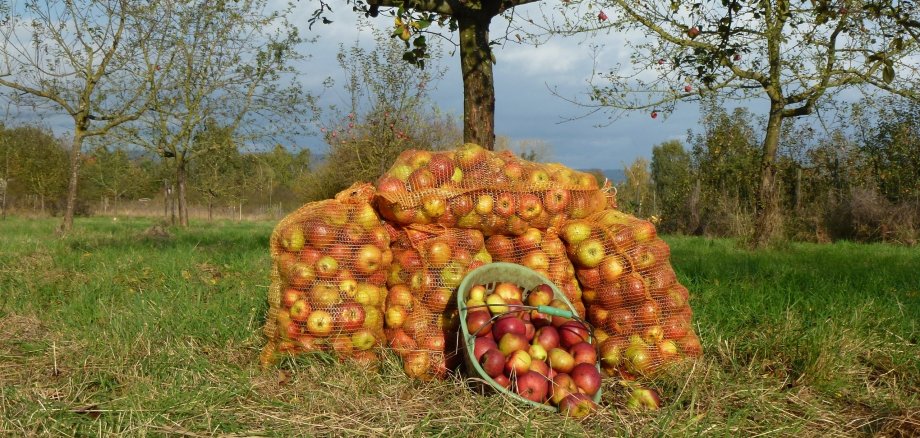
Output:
456 262 602 411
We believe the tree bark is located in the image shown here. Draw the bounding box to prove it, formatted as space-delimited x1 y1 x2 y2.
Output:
753 102 785 247
459 14 496 151
60 129 85 234
176 155 189 227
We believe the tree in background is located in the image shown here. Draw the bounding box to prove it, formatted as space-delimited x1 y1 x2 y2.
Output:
861 97 920 204
0 125 68 213
560 0 920 245
0 0 170 233
188 122 254 221
303 29 460 201
82 144 151 216
251 145 312 217
650 140 692 233
121 0 310 227
495 136 553 162
617 157 654 217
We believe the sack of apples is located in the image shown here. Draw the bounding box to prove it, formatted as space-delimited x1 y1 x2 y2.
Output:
559 209 702 378
260 183 392 367
383 225 492 380
375 144 609 235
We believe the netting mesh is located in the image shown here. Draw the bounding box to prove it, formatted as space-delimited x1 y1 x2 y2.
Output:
559 209 702 378
375 144 610 235
383 224 492 380
261 183 391 367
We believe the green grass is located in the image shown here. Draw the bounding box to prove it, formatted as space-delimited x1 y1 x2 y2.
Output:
1 217 917 436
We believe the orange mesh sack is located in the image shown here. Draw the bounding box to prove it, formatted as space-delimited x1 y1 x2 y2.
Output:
384 225 492 380
375 144 609 236
261 183 391 367
559 209 701 378
484 227 586 316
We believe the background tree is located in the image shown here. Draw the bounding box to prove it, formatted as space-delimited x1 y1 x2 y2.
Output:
82 144 150 216
617 157 654 217
650 139 692 232
559 0 920 245
188 122 253 221
0 0 169 233
0 125 68 213
121 0 310 227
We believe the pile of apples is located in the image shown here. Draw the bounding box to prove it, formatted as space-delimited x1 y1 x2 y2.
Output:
267 188 392 363
384 227 493 379
560 209 702 378
376 144 609 235
485 229 585 316
464 282 602 418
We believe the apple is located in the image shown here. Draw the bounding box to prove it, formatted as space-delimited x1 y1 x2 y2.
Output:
280 226 305 253
529 356 551 378
624 343 654 375
503 161 524 180
387 284 413 308
678 333 703 357
561 220 592 246
514 228 542 252
521 250 550 272
633 220 657 242
468 284 488 302
385 306 408 328
285 262 315 289
498 333 530 357
450 194 474 216
404 351 432 379
548 347 576 373
479 348 506 377
427 154 454 181
526 169 550 187
424 241 452 266
493 192 516 217
439 262 465 288
687 26 700 38
456 143 487 169
281 287 306 309
570 363 602 396
558 321 591 348
421 194 447 218
526 284 554 307
475 194 494 215
569 341 597 366
334 302 366 331
505 349 533 375
574 238 605 268
492 316 526 341
540 188 570 213
492 373 512 389
598 337 625 370
315 256 339 278
530 309 552 328
606 309 634 335
473 249 492 265
350 329 376 350
473 336 498 361
619 273 648 304
306 310 333 337
354 283 381 306
626 387 662 411
576 268 601 290
484 293 509 315
409 168 436 190
528 343 548 362
515 370 548 403
534 326 561 351
309 284 341 307
305 223 335 248
409 150 433 169
599 255 628 282
517 193 543 220
547 299 572 327
289 299 312 322
494 283 523 302
550 373 578 405
363 306 383 330
376 176 405 196
658 339 679 360
353 245 382 275
662 315 691 340
559 393 596 418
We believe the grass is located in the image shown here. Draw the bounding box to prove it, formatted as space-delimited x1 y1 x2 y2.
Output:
1 216 918 436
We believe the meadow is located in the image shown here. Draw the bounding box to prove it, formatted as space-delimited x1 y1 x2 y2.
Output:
1 217 917 436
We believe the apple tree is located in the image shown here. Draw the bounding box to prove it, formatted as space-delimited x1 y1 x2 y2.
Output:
0 0 171 233
552 0 920 245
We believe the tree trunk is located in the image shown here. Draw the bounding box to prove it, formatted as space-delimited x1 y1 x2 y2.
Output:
753 103 785 247
60 130 85 234
208 199 213 221
176 156 189 227
459 14 496 151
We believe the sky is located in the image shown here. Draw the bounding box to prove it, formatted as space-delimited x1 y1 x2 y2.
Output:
293 3 709 171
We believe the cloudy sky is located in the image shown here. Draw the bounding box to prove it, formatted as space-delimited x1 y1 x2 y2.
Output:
294 3 710 171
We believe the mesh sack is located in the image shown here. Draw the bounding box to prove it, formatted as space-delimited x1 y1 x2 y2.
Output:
260 183 391 367
559 209 702 378
375 144 610 236
484 227 586 316
383 224 492 380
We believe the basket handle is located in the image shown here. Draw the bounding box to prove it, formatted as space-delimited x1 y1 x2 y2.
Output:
535 305 574 319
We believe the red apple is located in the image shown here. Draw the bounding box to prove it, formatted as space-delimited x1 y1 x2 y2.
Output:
515 227 543 251
558 321 591 348
494 282 523 302
569 341 597 366
606 309 634 335
426 241 452 266
505 349 533 375
561 220 592 246
354 245 383 274
456 143 487 169
409 168 436 190
493 192 516 217
449 194 474 216
309 284 341 308
289 299 312 322
515 370 549 403
385 306 408 328
421 194 447 218
517 193 543 220
619 273 648 304
281 287 305 309
473 336 499 361
466 309 493 337
529 355 551 377
550 373 578 405
315 255 339 278
576 268 601 289
479 348 505 378
570 363 602 396
599 255 628 282
492 316 526 341
543 188 571 213
677 332 703 357
334 302 366 331
521 250 550 272
485 235 515 260
526 284 554 307
626 387 662 411
492 373 511 389
377 176 405 196
548 347 575 373
306 221 336 248
687 26 700 38
498 333 529 355
427 154 454 181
